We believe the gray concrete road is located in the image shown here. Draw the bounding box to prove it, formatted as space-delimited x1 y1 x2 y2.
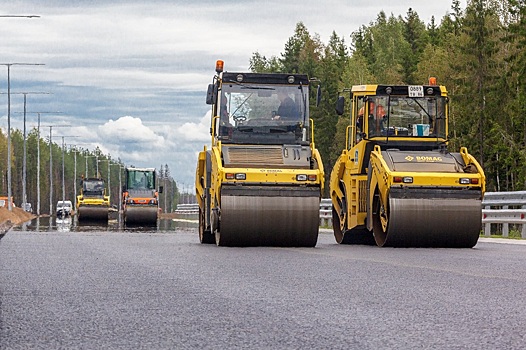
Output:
1 229 526 349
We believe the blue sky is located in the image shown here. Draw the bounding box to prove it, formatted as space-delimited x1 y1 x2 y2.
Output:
0 0 465 191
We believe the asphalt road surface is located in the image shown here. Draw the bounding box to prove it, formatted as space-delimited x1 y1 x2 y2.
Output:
1 228 526 349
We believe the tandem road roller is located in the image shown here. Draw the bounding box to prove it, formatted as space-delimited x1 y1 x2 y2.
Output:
76 177 110 222
122 167 160 225
330 80 485 247
195 60 324 247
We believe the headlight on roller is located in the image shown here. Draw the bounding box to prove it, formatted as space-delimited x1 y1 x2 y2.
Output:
226 173 246 180
393 176 413 183
296 174 307 181
460 178 479 185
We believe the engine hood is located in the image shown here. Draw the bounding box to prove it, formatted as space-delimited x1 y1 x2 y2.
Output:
381 149 465 173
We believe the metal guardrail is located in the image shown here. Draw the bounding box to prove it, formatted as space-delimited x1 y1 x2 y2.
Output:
175 200 335 227
174 203 200 214
325 192 526 237
482 191 526 238
320 198 332 227
178 193 526 238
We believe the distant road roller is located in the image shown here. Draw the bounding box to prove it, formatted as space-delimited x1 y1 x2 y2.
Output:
330 80 485 247
195 60 324 247
76 177 110 222
122 167 160 225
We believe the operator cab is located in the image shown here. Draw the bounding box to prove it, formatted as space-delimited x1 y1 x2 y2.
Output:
356 94 447 140
82 179 105 197
336 81 448 151
126 168 156 191
207 67 314 146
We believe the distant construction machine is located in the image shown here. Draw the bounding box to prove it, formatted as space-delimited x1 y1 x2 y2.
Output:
76 177 110 222
195 60 325 247
122 167 160 225
330 79 485 247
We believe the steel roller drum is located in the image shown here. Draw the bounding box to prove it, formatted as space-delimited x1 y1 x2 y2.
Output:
125 206 158 224
375 189 482 248
217 187 320 247
77 206 109 222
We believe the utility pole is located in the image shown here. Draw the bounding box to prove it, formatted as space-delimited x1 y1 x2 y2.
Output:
97 158 111 207
9 92 51 211
29 112 62 216
109 163 124 225
84 154 96 178
70 147 80 203
0 15 40 18
22 111 61 215
0 63 45 210
45 124 70 216
61 136 79 206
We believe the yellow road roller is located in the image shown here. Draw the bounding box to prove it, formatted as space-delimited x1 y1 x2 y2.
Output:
330 80 485 247
195 60 324 247
76 177 110 222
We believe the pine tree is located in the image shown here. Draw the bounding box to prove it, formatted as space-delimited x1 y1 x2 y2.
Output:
451 0 503 190
402 8 429 84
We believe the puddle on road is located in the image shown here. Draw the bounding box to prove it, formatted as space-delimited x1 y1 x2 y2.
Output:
14 215 198 233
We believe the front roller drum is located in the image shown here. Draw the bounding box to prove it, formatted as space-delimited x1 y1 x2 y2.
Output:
77 206 109 222
372 188 482 248
216 187 320 247
125 206 158 225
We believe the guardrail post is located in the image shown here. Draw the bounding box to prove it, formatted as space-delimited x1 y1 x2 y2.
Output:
484 203 491 237
319 198 332 228
502 205 509 237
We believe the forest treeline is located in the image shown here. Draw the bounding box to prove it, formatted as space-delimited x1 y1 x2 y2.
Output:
250 0 526 193
0 127 180 214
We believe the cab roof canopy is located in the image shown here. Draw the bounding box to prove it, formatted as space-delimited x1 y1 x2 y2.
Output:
222 72 309 85
351 84 446 96
126 167 156 172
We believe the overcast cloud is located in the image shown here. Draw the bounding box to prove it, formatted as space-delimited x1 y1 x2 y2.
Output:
0 0 465 190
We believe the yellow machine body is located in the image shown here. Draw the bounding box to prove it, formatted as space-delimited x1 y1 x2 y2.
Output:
196 63 324 246
330 83 485 247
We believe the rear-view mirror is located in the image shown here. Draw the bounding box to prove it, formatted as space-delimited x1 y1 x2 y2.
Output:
335 96 345 115
206 84 216 105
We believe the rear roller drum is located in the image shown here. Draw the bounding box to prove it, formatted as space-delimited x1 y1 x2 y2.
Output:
199 208 214 244
333 204 375 245
332 205 345 244
371 191 389 247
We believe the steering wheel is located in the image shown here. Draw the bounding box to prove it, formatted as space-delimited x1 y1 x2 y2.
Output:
380 116 387 131
233 115 247 122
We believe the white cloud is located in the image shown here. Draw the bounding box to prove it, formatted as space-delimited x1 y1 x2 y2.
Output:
92 116 174 165
0 0 466 189
175 111 211 142
98 116 162 143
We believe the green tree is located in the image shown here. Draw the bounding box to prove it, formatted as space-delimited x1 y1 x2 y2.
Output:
315 32 348 191
403 8 430 83
367 12 409 83
280 22 314 73
249 52 281 73
457 1 501 157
